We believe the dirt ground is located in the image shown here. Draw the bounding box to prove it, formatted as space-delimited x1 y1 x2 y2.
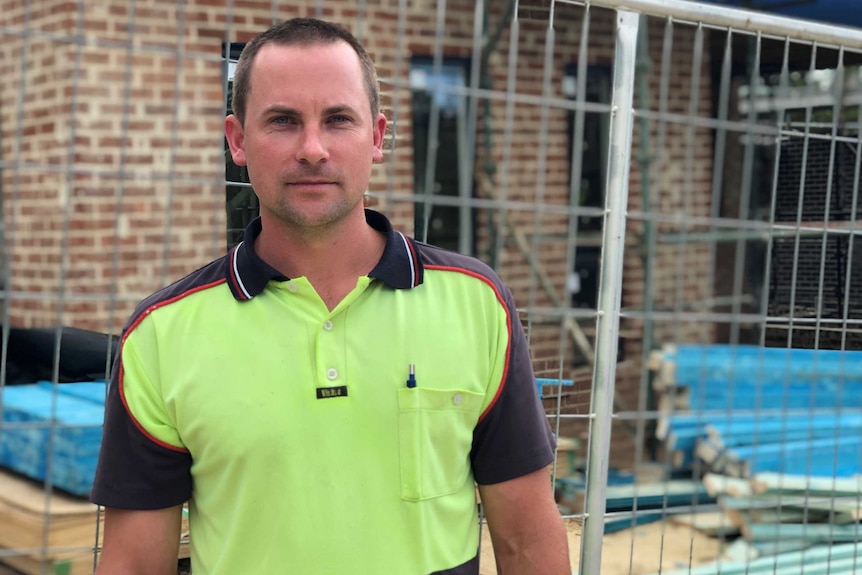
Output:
0 520 720 575
479 519 722 574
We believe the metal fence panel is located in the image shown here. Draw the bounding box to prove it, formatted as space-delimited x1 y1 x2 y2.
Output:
575 1 862 574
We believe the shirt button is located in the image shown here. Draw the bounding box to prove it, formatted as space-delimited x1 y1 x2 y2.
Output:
326 368 338 380
452 393 463 406
323 320 333 331
287 282 298 293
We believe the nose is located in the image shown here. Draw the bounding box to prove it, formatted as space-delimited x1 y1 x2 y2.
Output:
295 126 329 165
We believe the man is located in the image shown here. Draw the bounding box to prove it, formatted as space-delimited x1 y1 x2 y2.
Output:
92 17 570 575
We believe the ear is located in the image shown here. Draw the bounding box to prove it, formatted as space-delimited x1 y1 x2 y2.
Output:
371 112 387 164
225 114 247 166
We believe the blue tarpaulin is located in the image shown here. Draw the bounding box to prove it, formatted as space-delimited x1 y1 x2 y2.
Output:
708 0 862 30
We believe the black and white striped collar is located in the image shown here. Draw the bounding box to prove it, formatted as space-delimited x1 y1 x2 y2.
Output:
225 210 425 302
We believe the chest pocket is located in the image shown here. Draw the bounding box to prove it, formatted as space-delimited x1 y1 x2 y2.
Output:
397 387 485 501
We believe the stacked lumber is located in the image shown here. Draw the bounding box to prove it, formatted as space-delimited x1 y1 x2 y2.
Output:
708 472 862 549
0 469 189 575
0 382 105 497
647 543 862 575
643 472 862 574
644 473 862 575
651 344 862 477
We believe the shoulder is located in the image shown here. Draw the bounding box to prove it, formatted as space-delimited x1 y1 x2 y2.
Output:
415 242 511 302
124 255 229 333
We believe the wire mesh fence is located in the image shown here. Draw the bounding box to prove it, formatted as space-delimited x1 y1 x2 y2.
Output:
0 0 861 574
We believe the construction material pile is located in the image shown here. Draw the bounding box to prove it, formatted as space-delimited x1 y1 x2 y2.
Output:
0 381 190 575
0 381 106 497
651 344 862 478
644 344 862 574
645 472 862 575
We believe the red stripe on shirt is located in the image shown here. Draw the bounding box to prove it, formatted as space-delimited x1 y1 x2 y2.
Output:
118 279 226 453
227 245 248 300
405 237 421 287
424 265 512 422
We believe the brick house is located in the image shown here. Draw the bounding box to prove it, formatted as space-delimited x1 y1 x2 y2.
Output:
9 0 818 465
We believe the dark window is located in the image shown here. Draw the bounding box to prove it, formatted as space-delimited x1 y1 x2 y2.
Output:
768 138 862 350
563 64 617 367
731 62 862 349
564 64 611 312
410 58 475 254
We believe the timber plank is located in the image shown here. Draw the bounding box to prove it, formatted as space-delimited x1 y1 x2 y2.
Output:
0 548 97 575
703 474 753 498
750 539 813 556
751 473 862 496
602 480 715 512
0 471 189 575
721 494 862 519
705 414 862 448
747 507 817 524
743 523 862 544
643 542 862 575
0 472 99 552
697 436 862 478
661 345 862 387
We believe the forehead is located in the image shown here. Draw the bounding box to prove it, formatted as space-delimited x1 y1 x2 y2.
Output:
246 42 368 111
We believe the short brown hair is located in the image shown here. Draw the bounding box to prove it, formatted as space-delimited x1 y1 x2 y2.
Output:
231 18 379 125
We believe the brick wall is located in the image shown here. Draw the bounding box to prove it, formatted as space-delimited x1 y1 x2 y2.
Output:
2 0 226 334
2 0 716 467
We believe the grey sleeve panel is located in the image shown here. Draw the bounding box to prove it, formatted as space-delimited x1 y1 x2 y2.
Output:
429 554 479 575
90 353 192 509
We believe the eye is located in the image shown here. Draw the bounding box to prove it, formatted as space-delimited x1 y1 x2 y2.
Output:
270 115 295 126
329 115 351 124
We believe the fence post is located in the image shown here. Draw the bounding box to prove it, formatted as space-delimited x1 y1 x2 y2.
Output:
579 9 639 575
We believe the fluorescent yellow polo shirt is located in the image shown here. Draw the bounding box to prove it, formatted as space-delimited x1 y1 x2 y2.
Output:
92 210 555 575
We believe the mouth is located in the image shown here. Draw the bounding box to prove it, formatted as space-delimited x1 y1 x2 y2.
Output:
288 180 336 186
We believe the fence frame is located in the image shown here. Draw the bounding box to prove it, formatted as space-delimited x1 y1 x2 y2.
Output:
561 1 862 573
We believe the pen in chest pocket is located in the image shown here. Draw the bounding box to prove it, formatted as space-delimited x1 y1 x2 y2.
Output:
406 363 416 388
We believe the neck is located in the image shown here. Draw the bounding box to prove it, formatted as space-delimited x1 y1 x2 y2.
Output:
254 208 385 307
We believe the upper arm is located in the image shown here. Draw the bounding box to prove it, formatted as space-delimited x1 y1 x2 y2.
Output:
478 466 560 543
96 505 183 575
478 467 570 572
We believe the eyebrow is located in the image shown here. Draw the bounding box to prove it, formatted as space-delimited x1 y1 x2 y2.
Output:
262 104 360 119
263 105 301 118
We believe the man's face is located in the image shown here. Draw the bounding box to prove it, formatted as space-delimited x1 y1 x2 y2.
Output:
225 41 386 233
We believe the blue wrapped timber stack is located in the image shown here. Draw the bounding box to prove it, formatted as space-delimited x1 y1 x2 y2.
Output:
0 381 105 497
651 344 862 478
647 345 862 574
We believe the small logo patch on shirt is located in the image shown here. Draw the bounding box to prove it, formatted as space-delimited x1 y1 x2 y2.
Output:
316 386 348 399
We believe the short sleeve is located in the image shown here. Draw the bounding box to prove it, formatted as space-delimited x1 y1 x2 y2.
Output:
90 317 192 509
470 287 556 485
